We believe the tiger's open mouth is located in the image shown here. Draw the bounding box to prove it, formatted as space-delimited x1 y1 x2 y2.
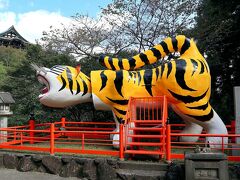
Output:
37 75 50 99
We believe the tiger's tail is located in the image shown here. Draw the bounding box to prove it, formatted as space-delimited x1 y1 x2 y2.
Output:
99 35 198 70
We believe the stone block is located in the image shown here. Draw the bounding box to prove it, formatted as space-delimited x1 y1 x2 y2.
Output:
3 154 18 169
185 152 229 180
42 155 62 174
59 160 82 177
17 156 37 172
82 159 97 180
96 159 118 180
0 154 4 168
31 155 43 163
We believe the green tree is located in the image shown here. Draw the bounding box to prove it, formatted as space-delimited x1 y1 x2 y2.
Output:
0 46 26 87
191 0 240 122
2 44 76 125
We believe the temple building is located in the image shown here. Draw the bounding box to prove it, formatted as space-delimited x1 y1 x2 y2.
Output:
0 25 29 48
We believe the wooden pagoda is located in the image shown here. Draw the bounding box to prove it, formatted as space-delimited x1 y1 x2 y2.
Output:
0 26 29 48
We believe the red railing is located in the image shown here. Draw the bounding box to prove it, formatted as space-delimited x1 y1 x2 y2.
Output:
166 125 240 162
0 120 121 157
0 120 239 161
0 96 239 162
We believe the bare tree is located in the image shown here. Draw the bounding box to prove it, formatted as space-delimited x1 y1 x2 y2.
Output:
41 15 111 59
101 0 199 52
41 0 199 59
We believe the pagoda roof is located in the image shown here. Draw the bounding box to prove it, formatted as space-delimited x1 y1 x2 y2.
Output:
0 92 15 104
0 25 29 44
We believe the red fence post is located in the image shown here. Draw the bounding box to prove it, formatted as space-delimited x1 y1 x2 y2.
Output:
166 124 171 162
231 120 236 143
162 96 168 125
82 133 85 150
50 123 55 155
119 123 124 160
29 115 35 144
61 116 66 128
20 132 23 146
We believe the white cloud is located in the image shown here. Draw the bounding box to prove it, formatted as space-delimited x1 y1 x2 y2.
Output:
0 0 9 9
0 12 16 30
0 10 73 43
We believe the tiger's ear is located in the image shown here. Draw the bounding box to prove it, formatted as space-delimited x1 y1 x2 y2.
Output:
75 65 81 76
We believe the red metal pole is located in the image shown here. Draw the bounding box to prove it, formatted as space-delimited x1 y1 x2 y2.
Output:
50 123 55 155
166 124 171 162
82 133 85 150
29 119 35 144
221 136 224 153
20 132 23 146
13 130 16 142
119 123 124 160
61 116 66 128
231 120 236 143
162 96 168 125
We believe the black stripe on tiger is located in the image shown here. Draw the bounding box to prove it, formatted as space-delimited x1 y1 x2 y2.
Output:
80 77 88 96
139 53 150 65
106 97 129 105
52 69 64 74
132 71 137 84
114 107 127 115
172 37 178 51
175 59 196 91
114 71 124 97
50 71 59 75
128 72 133 82
66 68 73 94
199 60 205 74
167 61 172 78
151 47 161 59
160 64 165 78
118 58 124 69
100 71 107 91
180 38 190 55
99 55 106 67
202 61 209 73
160 41 170 54
137 71 141 85
108 57 116 70
186 102 209 110
186 108 214 122
129 58 136 70
143 69 153 96
116 117 124 124
76 80 81 94
168 88 209 104
155 67 159 81
190 59 198 76
51 66 66 71
59 75 67 92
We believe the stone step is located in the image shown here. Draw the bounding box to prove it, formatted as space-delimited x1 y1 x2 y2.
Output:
116 169 166 180
118 161 168 171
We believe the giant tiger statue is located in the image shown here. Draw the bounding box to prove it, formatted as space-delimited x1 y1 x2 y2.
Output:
33 35 228 147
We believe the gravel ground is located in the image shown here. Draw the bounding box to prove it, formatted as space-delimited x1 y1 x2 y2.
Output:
0 168 81 180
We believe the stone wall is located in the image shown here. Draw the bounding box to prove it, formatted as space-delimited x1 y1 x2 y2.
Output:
0 153 120 180
0 152 239 180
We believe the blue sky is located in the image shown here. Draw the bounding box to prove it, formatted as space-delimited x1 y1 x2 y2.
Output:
3 0 112 18
0 0 112 42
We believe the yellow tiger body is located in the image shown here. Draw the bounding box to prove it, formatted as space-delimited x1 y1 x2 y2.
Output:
34 35 228 146
90 64 211 122
96 35 213 122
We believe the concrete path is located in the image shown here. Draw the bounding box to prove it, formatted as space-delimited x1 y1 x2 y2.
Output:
0 168 80 180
